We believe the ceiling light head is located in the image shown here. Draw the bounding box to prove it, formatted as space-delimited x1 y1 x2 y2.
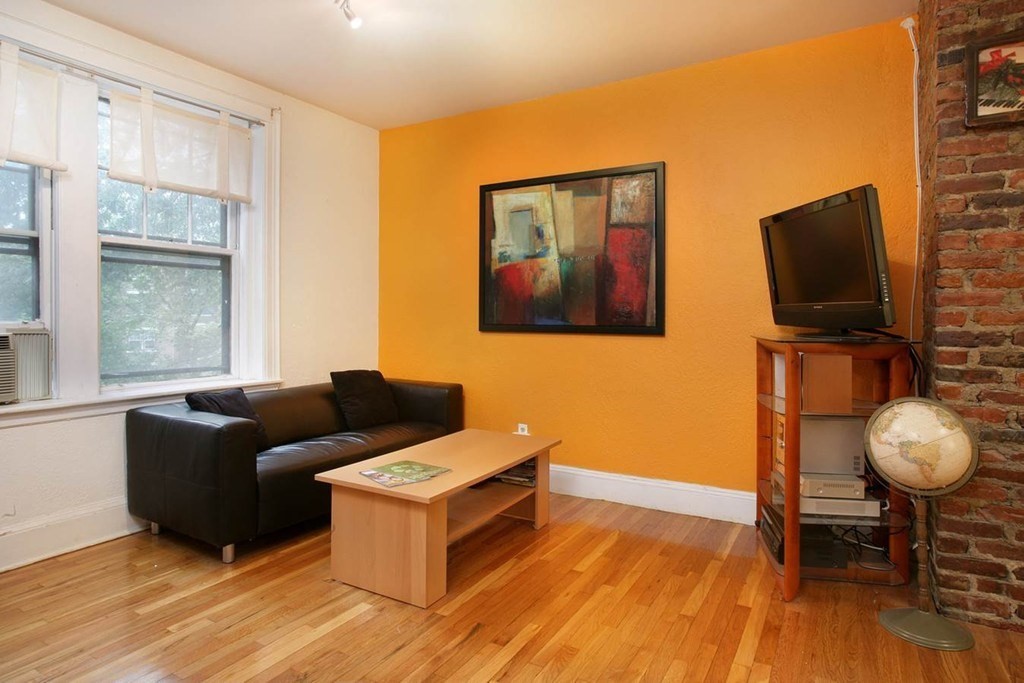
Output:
339 0 362 29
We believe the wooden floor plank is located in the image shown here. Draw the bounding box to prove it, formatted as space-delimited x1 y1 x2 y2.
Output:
0 494 1021 682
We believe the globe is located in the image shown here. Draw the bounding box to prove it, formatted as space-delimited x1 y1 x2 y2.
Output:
865 397 978 497
864 396 979 651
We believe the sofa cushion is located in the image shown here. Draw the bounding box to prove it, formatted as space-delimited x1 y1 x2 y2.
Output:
255 433 370 534
254 422 445 535
248 383 347 449
330 370 399 429
344 421 447 456
185 388 269 451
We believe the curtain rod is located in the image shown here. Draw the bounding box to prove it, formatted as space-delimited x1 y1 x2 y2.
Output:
2 36 265 126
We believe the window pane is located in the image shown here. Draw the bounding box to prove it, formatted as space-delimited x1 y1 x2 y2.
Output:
98 170 144 236
192 196 226 246
146 189 188 242
98 99 111 169
0 163 34 231
0 235 39 321
100 246 230 384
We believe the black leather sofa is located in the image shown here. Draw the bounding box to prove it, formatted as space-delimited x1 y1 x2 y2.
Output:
126 380 463 562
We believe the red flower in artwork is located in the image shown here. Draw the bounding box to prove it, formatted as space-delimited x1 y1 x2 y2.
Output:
980 48 1016 75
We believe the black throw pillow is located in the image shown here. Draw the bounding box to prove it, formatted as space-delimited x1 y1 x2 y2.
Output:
185 388 270 451
330 369 398 430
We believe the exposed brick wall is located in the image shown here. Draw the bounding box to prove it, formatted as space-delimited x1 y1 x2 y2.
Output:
921 0 1024 631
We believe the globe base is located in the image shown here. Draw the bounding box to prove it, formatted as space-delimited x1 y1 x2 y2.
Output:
879 607 974 651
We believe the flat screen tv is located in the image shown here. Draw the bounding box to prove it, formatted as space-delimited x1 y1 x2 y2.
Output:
760 184 895 336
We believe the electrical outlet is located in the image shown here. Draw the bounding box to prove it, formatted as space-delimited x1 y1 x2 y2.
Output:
516 423 530 435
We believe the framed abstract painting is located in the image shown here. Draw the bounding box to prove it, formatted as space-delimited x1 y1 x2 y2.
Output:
479 162 665 335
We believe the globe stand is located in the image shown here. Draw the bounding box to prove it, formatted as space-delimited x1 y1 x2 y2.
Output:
878 497 974 651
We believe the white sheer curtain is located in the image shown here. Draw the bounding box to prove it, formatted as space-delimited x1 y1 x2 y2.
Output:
109 89 253 203
0 42 67 171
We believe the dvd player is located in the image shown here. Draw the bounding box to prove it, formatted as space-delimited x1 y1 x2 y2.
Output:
799 473 865 499
798 496 880 517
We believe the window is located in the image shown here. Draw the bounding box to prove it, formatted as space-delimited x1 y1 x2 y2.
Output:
100 247 230 383
97 99 237 386
0 162 39 322
0 41 277 415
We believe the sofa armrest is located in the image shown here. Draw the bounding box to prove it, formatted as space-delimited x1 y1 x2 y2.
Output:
388 379 464 433
126 403 260 549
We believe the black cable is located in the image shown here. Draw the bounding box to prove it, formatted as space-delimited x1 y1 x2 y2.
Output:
908 343 925 396
835 525 898 571
854 327 905 340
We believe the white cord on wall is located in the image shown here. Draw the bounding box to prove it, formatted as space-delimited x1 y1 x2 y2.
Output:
901 17 923 342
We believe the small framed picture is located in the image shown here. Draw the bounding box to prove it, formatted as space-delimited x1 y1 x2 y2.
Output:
966 28 1024 127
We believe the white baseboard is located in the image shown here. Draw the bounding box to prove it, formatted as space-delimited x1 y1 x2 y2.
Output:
550 464 756 525
0 497 145 573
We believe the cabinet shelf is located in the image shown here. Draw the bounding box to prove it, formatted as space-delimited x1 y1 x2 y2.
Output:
757 479 908 528
755 527 907 586
756 393 881 417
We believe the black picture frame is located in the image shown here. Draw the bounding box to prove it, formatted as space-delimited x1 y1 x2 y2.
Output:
966 28 1024 127
479 162 665 335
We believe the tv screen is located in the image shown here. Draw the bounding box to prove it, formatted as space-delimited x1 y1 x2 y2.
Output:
760 185 895 334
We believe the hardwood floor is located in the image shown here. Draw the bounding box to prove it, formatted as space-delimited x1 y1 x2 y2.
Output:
1 494 1022 681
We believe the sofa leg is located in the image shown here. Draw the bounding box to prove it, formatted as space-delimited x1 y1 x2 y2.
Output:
221 544 236 564
150 522 160 535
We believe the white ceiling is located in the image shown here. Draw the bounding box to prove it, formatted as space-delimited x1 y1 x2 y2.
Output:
44 0 917 130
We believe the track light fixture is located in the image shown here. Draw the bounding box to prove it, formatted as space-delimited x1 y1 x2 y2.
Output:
337 0 363 29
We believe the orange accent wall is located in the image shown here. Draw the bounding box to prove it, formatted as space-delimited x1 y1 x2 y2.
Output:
379 20 916 492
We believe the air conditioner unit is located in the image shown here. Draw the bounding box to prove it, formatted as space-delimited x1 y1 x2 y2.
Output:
10 329 52 401
0 334 16 404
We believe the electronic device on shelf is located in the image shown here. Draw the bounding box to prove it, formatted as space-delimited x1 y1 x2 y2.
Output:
771 471 880 517
759 503 849 569
800 418 866 475
759 505 784 564
797 495 880 517
759 184 896 337
799 473 865 500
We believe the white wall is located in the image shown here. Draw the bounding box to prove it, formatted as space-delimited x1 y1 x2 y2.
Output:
279 103 379 385
0 0 379 571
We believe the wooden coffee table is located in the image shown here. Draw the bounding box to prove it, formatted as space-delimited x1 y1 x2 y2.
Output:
315 428 561 607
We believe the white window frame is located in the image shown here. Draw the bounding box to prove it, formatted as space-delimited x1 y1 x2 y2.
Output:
37 169 52 328
0 162 51 328
0 37 281 428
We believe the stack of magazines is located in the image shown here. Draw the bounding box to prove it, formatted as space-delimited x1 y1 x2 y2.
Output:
360 460 450 488
495 460 536 487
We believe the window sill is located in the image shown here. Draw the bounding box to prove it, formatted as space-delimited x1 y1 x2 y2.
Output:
0 378 283 429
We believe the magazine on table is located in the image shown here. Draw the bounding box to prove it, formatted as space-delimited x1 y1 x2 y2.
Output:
359 460 451 488
494 460 537 487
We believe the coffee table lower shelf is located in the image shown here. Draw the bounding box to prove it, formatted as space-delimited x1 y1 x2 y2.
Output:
448 481 536 544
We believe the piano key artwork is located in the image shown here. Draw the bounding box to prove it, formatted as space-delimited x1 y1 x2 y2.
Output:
967 29 1024 126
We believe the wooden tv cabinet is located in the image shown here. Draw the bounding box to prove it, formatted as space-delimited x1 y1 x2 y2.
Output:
755 337 913 601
